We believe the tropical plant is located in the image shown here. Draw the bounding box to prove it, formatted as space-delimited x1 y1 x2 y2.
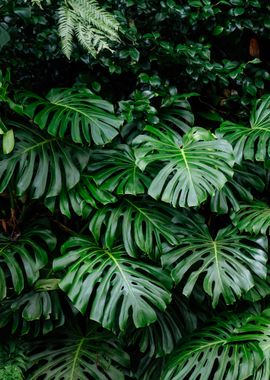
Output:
218 95 270 163
27 322 130 380
133 126 234 207
2 1 270 379
30 0 120 59
58 0 120 59
162 309 270 380
53 236 172 331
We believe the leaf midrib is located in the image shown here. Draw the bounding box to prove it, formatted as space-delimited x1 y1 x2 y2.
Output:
12 138 57 160
213 241 225 295
179 339 228 361
50 100 104 124
180 148 195 190
69 337 85 380
105 249 135 298
125 199 167 236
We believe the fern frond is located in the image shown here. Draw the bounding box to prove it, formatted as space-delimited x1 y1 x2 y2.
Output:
76 24 98 58
71 0 119 31
76 24 113 58
58 5 75 60
58 0 120 59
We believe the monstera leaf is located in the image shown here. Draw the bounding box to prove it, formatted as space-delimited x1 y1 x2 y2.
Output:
0 225 56 300
134 356 164 380
20 88 122 145
218 95 270 163
129 296 197 358
159 94 194 133
162 311 269 380
231 201 270 235
133 126 234 207
0 125 89 198
0 286 65 336
44 188 92 219
45 174 116 218
89 198 179 259
211 162 267 214
243 267 270 302
89 145 151 195
210 179 252 214
162 213 268 306
53 236 172 331
27 323 130 380
250 309 270 379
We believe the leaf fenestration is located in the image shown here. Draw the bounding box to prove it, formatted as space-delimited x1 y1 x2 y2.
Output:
53 237 172 331
21 88 122 145
133 126 235 207
162 214 268 306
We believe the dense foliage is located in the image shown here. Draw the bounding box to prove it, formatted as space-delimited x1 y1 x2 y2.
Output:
1 0 270 379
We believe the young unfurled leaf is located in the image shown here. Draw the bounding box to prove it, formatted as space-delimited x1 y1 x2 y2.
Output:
2 129 15 154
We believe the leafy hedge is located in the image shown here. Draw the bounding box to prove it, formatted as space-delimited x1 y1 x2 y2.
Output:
1 0 270 379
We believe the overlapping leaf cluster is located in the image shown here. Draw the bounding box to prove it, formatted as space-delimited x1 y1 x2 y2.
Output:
2 1 270 380
0 73 270 379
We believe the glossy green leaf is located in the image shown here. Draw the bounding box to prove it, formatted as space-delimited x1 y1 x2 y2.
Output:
162 311 267 380
45 174 116 218
2 129 15 154
21 88 122 145
133 126 234 207
0 225 56 300
0 124 89 198
27 323 129 380
130 296 197 358
162 213 268 306
243 267 270 302
89 199 179 259
159 95 194 133
211 162 266 214
53 237 172 331
89 145 151 195
218 95 270 163
237 309 270 379
231 201 270 234
0 289 65 336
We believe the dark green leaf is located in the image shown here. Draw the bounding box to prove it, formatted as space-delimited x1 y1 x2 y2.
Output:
211 162 266 214
218 96 270 163
129 296 197 357
20 88 122 145
0 125 89 198
89 199 179 259
54 237 172 331
0 289 65 336
162 311 266 380
231 201 270 234
133 127 234 207
0 225 56 300
0 26 10 51
162 213 268 306
27 323 129 380
89 145 151 195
